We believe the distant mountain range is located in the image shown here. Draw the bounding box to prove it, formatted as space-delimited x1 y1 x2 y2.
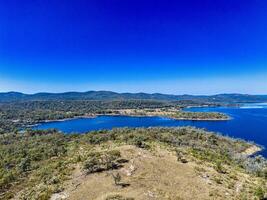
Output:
0 91 267 103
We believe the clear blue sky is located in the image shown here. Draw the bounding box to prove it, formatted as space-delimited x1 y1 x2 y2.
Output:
0 0 267 94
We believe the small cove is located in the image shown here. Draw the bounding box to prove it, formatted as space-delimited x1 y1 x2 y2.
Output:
34 105 267 157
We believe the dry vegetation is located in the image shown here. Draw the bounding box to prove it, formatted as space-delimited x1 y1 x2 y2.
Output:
0 127 266 200
107 108 230 121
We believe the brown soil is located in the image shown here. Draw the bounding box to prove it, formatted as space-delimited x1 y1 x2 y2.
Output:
51 145 262 200
242 145 262 156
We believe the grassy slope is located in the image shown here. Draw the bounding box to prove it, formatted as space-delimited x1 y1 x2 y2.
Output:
0 127 266 200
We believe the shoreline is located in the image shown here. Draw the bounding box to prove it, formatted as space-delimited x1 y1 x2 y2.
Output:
25 115 97 127
23 113 263 158
43 115 96 122
24 106 231 128
28 113 230 127
242 145 262 156
170 115 231 121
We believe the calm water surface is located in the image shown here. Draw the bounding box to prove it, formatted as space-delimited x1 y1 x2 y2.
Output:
34 103 267 157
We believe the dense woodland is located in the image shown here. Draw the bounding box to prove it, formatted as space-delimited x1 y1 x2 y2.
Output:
0 100 220 134
0 97 266 199
0 92 246 134
0 100 168 132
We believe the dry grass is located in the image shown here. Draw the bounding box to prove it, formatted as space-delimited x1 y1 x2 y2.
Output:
53 144 265 200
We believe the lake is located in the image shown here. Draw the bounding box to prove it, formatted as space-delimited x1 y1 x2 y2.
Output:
34 104 267 157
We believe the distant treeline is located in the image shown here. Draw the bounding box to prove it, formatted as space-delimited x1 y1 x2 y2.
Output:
0 91 267 103
0 99 214 133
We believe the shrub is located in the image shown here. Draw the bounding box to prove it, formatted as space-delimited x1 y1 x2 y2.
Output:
112 173 121 186
215 161 226 174
131 135 149 149
83 150 121 174
0 171 15 189
18 157 31 172
84 156 102 174
241 156 267 178
176 149 188 163
254 187 265 200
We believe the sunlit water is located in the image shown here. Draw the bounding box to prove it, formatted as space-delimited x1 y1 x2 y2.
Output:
34 104 267 157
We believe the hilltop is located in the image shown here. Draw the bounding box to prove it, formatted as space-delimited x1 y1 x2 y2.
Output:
0 91 267 103
1 127 266 200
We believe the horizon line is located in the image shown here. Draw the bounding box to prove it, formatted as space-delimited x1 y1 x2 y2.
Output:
0 90 266 96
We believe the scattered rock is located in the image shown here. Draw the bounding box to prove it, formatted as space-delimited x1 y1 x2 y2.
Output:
121 162 136 176
50 192 69 200
145 190 157 198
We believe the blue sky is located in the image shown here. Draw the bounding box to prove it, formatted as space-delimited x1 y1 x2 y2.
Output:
0 0 267 94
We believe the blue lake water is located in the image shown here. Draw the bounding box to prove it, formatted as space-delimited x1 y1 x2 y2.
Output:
34 104 267 157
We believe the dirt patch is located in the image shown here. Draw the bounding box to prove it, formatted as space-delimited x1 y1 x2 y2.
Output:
51 145 259 200
242 145 262 156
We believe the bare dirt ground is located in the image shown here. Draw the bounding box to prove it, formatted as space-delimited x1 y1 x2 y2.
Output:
241 145 262 156
51 145 263 200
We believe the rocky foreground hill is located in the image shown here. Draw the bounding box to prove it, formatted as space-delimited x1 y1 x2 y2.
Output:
0 127 266 200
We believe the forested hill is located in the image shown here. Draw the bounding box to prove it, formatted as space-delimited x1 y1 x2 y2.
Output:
0 91 267 103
